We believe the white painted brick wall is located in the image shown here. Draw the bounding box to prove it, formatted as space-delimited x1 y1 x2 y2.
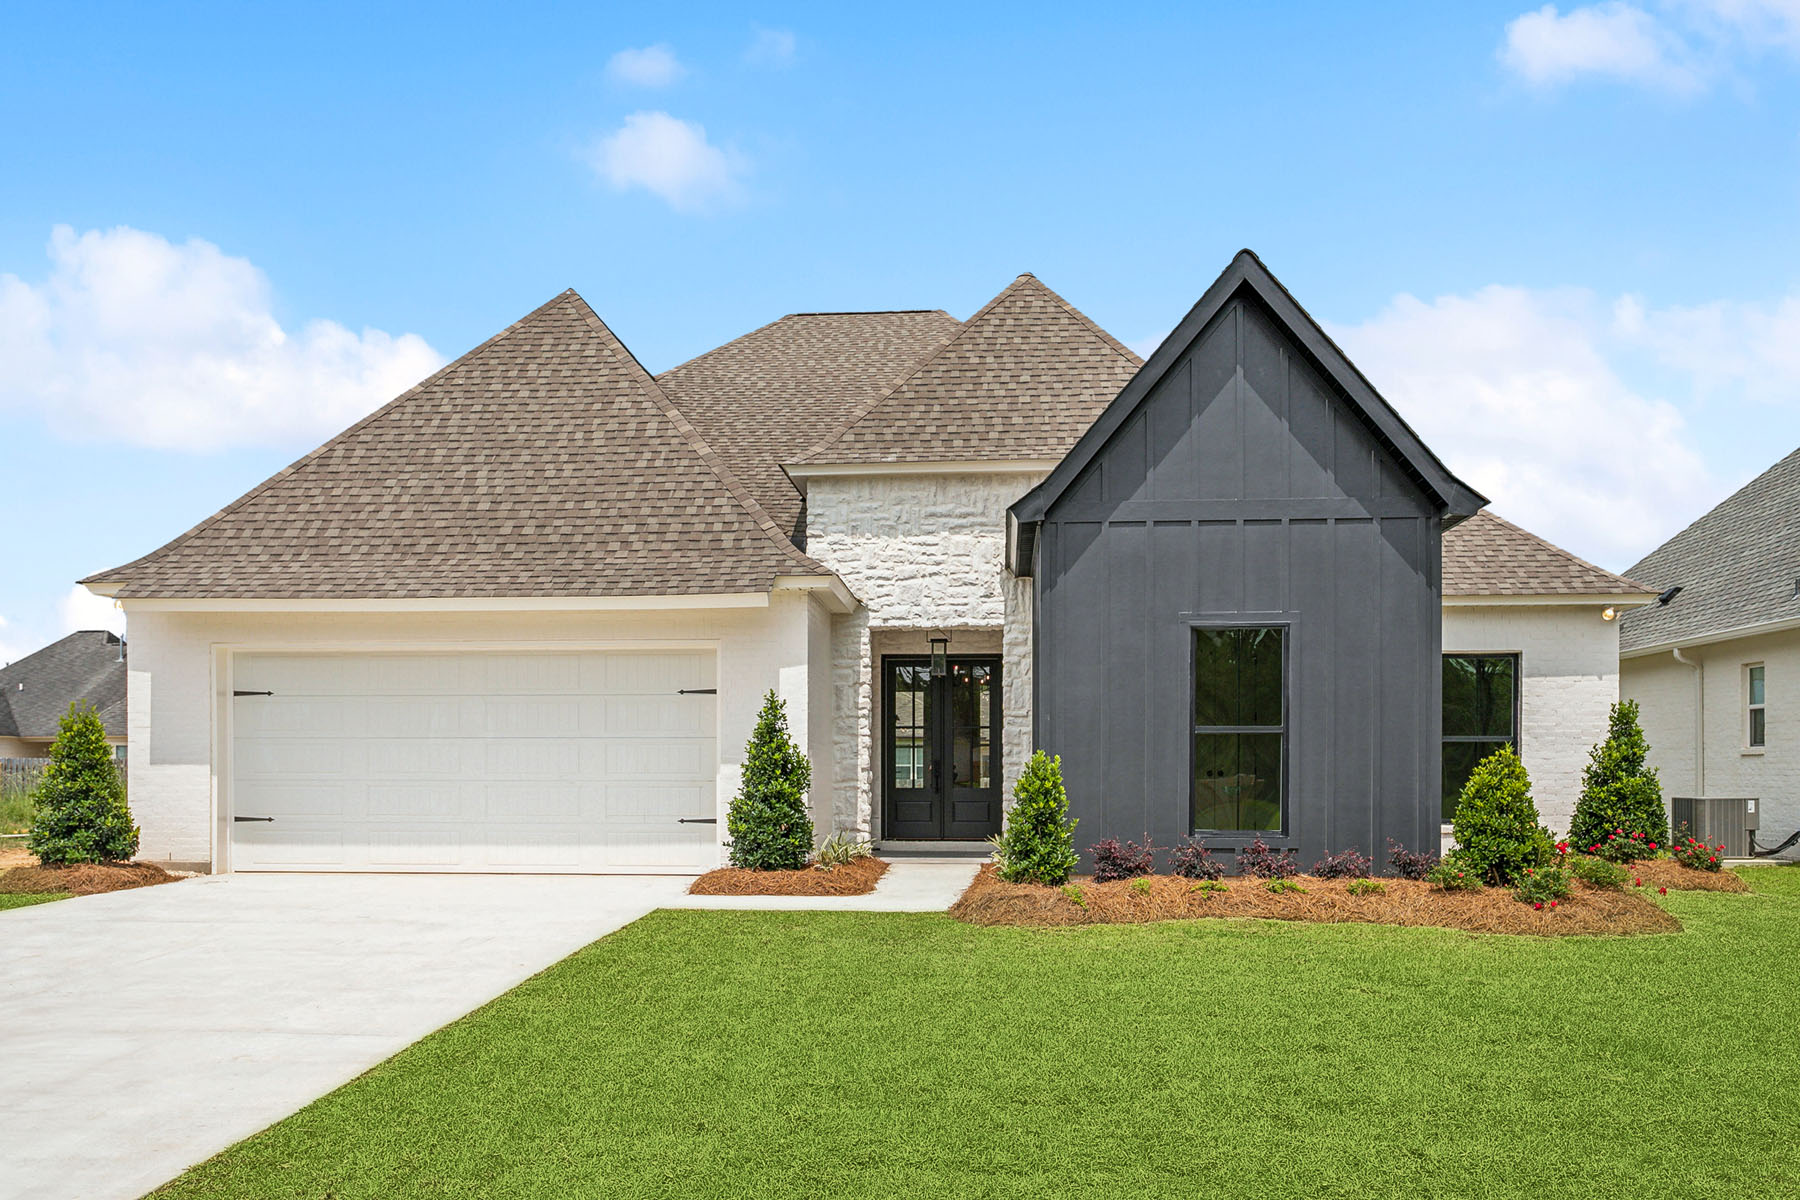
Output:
1623 627 1800 856
807 472 1041 836
124 595 822 870
1443 604 1624 836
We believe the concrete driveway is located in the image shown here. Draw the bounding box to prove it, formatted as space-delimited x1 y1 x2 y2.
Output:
0 872 690 1200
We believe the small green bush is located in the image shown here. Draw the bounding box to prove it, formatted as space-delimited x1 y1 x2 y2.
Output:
1568 854 1628 890
1062 883 1086 908
27 702 137 865
1264 878 1306 895
1129 877 1152 895
992 751 1079 885
1345 878 1386 896
1569 701 1668 857
1189 879 1228 897
814 832 873 869
1426 852 1484 891
725 691 814 871
1513 864 1572 906
1451 746 1548 885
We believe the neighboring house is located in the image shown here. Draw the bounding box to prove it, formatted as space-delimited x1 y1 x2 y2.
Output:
1619 447 1800 856
0 630 128 759
85 251 1633 873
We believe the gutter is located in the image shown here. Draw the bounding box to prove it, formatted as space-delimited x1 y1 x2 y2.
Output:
1672 646 1704 795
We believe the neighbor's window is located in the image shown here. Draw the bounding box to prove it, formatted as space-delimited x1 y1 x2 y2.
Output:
1442 654 1519 822
1747 663 1766 749
1191 627 1285 833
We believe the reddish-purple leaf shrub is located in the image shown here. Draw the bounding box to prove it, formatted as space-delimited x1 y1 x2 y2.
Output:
1312 847 1373 879
1089 837 1155 882
1237 838 1298 879
1169 837 1223 880
1386 838 1440 881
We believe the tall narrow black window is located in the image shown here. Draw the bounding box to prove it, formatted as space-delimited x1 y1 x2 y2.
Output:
1191 627 1285 833
1441 654 1519 821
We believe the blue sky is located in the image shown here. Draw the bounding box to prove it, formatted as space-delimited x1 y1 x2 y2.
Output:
4 1 1800 661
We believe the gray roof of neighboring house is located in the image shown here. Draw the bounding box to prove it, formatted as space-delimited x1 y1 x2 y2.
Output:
793 274 1142 466
83 291 831 599
1619 445 1800 653
0 631 127 741
657 309 961 541
1443 510 1654 598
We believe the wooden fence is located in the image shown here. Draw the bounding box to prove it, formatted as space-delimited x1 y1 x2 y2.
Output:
1 757 48 795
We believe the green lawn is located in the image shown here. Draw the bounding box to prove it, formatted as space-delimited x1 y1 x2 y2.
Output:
156 869 1800 1200
0 891 68 910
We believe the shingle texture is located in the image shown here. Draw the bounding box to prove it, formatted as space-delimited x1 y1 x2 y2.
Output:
0 631 127 740
794 274 1142 465
1444 510 1653 598
657 310 960 540
1619 445 1800 652
85 291 827 599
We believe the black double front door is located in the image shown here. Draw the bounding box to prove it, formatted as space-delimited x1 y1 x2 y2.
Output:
883 655 1003 840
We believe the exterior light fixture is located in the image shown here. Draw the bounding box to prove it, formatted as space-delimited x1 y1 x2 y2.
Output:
929 634 950 678
1602 606 1618 622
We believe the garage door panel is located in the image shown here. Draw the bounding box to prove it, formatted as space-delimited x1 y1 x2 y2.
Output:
232 650 720 873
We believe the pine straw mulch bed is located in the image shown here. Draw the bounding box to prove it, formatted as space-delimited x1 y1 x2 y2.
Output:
0 860 180 897
1626 857 1748 892
688 855 889 896
949 865 1683 937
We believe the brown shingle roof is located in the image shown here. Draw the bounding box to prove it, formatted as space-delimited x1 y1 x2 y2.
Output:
1443 510 1653 598
657 310 960 540
83 291 830 599
793 274 1142 465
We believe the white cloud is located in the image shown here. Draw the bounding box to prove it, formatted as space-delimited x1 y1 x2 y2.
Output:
59 585 125 638
1500 3 1701 90
605 44 686 87
744 28 797 67
1328 285 1715 568
0 226 444 451
1500 0 1800 90
0 614 33 668
586 111 744 212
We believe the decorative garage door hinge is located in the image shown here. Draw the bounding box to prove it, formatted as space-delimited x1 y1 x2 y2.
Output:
677 688 716 695
232 690 274 697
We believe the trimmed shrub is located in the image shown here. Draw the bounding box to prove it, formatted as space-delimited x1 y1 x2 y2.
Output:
1426 852 1483 891
27 702 137 866
1450 746 1549 885
1386 838 1440 881
1346 877 1386 896
1670 827 1725 872
1569 701 1668 857
725 691 814 871
1090 837 1155 882
1568 854 1628 890
992 751 1079 885
1312 847 1373 879
1513 864 1572 906
1237 838 1298 879
1169 837 1224 881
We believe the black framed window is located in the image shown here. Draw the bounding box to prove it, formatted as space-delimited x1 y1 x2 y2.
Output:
1442 653 1519 821
1191 627 1285 833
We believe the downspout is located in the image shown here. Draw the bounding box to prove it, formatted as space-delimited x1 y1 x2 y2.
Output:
1672 646 1704 795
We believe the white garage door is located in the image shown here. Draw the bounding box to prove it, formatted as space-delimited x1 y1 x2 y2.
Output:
229 650 718 872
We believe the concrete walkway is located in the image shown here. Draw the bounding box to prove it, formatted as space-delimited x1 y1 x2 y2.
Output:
0 873 690 1200
668 859 980 911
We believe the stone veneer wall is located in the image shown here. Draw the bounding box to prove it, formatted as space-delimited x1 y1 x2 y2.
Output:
805 472 1041 837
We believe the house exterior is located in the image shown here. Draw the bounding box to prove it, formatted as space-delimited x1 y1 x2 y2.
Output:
1620 447 1800 857
0 630 128 759
87 252 1636 873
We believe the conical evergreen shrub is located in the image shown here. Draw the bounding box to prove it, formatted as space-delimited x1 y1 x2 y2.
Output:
27 701 138 865
1569 700 1668 856
1450 745 1548 885
725 690 814 870
992 750 1079 885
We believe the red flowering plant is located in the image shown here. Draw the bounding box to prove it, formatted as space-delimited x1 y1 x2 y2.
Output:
1591 827 1658 864
1513 860 1573 906
1669 824 1725 872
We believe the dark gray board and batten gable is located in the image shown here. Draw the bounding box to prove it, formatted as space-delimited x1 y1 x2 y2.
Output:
1011 251 1485 870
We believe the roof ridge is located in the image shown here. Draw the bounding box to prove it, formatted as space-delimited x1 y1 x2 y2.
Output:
1015 274 1143 368
1477 510 1656 593
656 310 960 382
562 295 832 578
789 274 1075 466
82 289 581 589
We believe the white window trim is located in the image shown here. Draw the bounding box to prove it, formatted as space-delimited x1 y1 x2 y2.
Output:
1745 662 1766 754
